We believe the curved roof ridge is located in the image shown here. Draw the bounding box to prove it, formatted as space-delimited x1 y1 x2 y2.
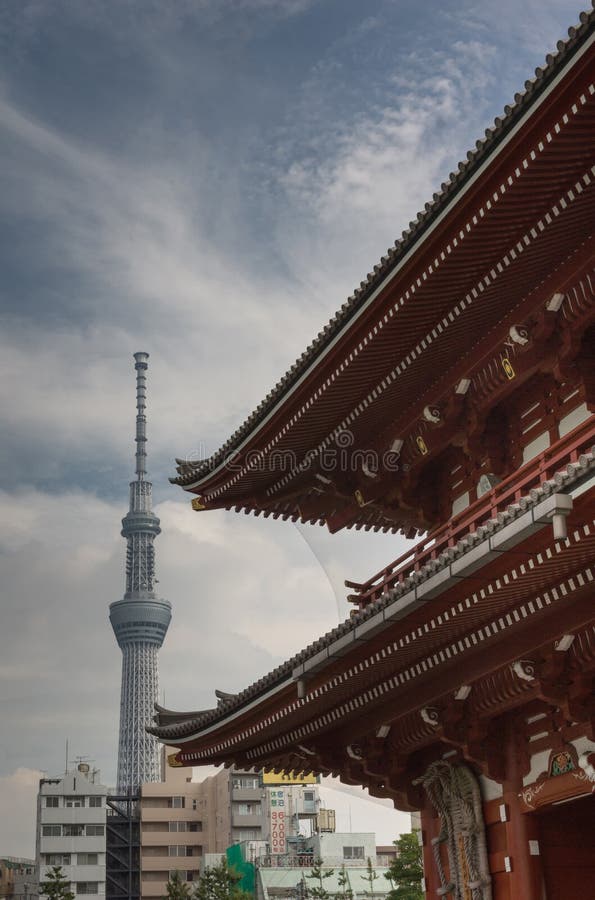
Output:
172 6 595 489
150 444 595 741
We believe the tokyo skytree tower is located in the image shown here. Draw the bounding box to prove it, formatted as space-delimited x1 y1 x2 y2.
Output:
110 352 171 792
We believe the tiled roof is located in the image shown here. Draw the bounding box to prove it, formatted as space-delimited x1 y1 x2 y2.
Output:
151 445 595 740
173 5 595 489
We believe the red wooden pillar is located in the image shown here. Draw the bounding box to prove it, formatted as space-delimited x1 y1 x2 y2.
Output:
420 802 443 898
502 718 545 900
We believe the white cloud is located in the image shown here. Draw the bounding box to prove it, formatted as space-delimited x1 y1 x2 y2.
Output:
269 37 501 304
0 769 43 858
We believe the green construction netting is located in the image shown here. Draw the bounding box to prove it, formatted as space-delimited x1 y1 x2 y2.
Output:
226 843 255 895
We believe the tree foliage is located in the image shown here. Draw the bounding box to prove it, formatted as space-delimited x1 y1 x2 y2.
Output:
384 832 424 900
336 866 353 900
305 859 335 900
39 866 75 900
164 870 193 900
362 857 379 898
193 859 252 900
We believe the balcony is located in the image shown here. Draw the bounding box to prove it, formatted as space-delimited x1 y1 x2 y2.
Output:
141 807 194 822
231 788 263 802
231 814 265 829
141 832 205 848
347 417 595 607
142 852 202 873
40 808 106 825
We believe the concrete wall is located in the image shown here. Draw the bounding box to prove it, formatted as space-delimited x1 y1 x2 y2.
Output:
305 833 377 866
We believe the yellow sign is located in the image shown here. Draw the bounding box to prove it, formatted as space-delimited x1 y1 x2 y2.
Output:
501 357 515 380
262 770 318 785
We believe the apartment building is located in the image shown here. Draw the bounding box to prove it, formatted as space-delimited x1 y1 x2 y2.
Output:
139 756 205 899
139 752 320 897
36 766 108 899
0 858 37 900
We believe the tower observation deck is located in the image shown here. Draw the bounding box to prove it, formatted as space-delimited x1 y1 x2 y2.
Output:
110 352 171 792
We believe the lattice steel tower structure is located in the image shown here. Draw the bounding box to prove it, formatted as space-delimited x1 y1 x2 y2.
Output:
110 352 171 792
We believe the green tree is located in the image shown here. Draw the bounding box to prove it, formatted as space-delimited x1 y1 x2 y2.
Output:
336 866 353 900
384 832 424 900
362 858 379 900
39 866 75 900
193 859 252 900
306 859 335 900
164 870 192 900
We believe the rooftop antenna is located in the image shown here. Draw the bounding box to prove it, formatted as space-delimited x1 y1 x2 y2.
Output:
65 739 68 776
134 351 148 481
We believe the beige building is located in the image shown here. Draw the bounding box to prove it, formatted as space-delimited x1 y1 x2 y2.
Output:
139 757 204 899
139 752 320 899
139 755 263 898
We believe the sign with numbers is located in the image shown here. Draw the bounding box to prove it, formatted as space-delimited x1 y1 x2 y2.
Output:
269 789 286 854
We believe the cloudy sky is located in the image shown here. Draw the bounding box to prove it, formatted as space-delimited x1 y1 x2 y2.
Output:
0 0 587 858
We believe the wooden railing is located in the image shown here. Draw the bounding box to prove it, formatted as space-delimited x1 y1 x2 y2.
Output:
345 415 595 607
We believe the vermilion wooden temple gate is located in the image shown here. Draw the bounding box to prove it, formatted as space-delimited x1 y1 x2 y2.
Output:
151 11 595 900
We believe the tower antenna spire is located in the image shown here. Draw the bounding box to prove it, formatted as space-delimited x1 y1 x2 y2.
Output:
109 353 171 793
133 351 149 481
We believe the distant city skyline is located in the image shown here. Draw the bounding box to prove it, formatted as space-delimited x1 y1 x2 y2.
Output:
0 0 587 857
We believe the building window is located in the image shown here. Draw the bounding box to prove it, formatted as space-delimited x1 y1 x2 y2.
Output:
65 796 84 808
63 825 85 837
45 797 60 808
75 883 98 894
143 847 168 858
42 825 62 837
233 776 259 789
142 822 169 833
45 854 71 865
343 847 365 860
188 822 202 832
141 798 169 809
304 792 315 802
169 797 185 809
88 797 102 808
168 846 199 857
77 854 98 866
169 822 187 832
85 825 104 836
192 799 197 811
234 801 261 815
232 829 259 842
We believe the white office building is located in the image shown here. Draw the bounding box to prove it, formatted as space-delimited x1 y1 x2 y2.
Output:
36 765 108 899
